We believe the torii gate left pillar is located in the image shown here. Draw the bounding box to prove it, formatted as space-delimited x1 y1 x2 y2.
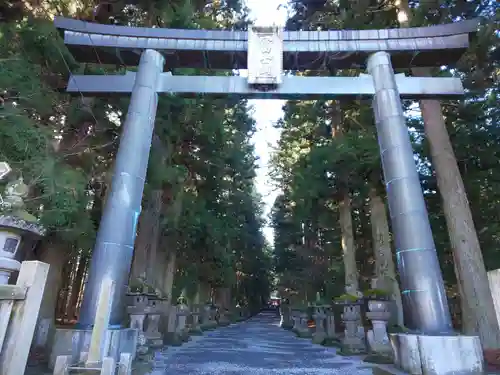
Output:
78 49 164 328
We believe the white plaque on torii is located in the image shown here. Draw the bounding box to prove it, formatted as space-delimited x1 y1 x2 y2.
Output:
247 26 283 86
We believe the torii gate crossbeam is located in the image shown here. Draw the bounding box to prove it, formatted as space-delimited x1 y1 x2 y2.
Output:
66 73 464 99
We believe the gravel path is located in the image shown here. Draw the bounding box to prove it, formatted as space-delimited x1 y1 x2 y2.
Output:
148 311 374 375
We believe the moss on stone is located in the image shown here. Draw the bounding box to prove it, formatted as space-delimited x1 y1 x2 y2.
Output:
296 330 313 339
189 327 204 336
321 337 342 348
337 344 367 356
131 359 154 375
363 353 394 364
164 332 184 346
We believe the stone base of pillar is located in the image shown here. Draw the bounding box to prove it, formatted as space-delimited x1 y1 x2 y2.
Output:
312 332 326 345
294 313 312 338
218 310 231 326
145 334 163 348
296 328 312 338
163 331 184 346
48 328 138 370
342 335 366 353
389 333 483 374
189 325 204 336
181 329 191 342
200 320 218 331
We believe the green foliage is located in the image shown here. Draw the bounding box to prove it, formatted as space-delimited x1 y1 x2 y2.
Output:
0 20 94 248
363 289 391 300
334 293 360 303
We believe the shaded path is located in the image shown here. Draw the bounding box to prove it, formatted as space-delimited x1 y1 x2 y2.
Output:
149 311 374 375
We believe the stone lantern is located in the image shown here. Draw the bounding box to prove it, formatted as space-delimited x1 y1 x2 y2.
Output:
0 162 45 284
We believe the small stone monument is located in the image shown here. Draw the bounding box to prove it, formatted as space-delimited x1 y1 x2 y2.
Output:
200 303 211 330
280 303 292 329
217 305 231 327
190 304 203 335
291 308 300 333
296 310 311 338
127 294 149 355
175 300 190 342
342 305 366 352
312 305 327 344
366 300 391 354
144 296 163 348
325 307 337 339
165 303 179 345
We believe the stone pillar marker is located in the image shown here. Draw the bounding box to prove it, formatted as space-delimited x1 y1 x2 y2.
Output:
127 295 148 355
341 305 365 352
325 307 336 339
367 51 452 334
78 49 165 327
143 297 163 348
190 304 203 335
366 301 391 354
296 311 311 338
312 306 327 344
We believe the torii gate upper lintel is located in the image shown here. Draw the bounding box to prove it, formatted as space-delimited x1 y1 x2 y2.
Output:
54 16 478 69
59 17 476 337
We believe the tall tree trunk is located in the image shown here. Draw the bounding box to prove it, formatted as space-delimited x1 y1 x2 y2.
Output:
452 249 477 334
145 190 162 284
56 256 74 320
369 187 404 326
330 100 359 294
396 2 500 348
66 253 88 322
339 191 359 293
215 288 231 309
130 190 163 282
192 284 201 305
417 94 500 346
163 248 177 304
199 282 212 304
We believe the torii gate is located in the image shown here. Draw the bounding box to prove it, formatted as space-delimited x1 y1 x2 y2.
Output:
54 17 478 334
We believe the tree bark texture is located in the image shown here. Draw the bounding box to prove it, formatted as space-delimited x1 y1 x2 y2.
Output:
66 253 88 322
130 190 162 283
369 187 404 326
339 191 359 293
215 288 231 309
416 88 500 348
199 282 212 304
162 248 177 304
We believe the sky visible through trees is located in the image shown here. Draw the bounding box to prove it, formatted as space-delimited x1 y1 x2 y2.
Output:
246 0 287 244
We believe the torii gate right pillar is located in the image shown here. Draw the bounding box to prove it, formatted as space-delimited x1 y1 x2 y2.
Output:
367 51 453 334
368 52 483 374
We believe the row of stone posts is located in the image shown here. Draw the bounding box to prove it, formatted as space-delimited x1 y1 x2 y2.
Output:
126 293 251 355
280 299 392 356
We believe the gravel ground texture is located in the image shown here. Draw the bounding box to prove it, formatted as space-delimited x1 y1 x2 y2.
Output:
147 311 375 375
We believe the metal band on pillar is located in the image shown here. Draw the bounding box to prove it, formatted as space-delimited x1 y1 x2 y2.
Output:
367 51 452 334
78 49 165 327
